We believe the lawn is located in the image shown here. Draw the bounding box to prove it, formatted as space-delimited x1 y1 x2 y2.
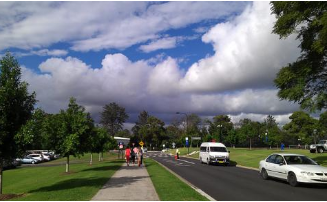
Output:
145 158 209 201
172 147 327 169
2 152 123 201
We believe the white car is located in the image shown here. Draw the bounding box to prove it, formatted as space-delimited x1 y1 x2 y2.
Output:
28 154 44 162
259 153 327 187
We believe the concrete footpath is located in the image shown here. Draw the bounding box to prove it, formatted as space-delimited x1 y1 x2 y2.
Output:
91 162 160 201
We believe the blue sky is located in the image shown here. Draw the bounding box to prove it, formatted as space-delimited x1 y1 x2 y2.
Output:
0 1 302 127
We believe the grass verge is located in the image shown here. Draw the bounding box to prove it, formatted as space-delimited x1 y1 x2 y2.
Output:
3 153 123 201
145 158 209 201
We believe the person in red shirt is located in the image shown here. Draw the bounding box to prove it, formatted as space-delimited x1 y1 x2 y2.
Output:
125 146 131 166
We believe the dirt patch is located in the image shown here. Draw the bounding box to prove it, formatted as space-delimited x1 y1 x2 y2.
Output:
0 193 25 201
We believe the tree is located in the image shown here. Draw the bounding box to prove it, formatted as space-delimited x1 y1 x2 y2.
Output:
238 119 260 150
15 108 48 151
0 52 36 195
132 110 149 139
100 102 129 137
89 127 116 164
271 2 327 111
208 115 233 143
283 111 318 145
46 97 95 172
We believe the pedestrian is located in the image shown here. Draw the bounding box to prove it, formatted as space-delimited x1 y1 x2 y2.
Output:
131 143 136 164
140 147 144 165
125 146 131 166
176 148 180 159
133 146 139 165
136 147 141 167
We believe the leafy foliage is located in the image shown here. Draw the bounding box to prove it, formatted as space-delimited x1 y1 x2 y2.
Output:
100 102 129 136
271 2 327 111
0 52 36 194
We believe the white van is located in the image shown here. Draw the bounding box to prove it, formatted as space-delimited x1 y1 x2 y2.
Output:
199 142 230 165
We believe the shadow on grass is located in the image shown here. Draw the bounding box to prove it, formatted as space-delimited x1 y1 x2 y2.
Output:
29 177 110 193
81 165 121 172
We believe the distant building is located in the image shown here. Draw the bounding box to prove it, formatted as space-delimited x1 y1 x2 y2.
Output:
114 136 130 146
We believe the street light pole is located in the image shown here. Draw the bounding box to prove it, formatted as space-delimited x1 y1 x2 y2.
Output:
217 124 223 143
176 112 189 155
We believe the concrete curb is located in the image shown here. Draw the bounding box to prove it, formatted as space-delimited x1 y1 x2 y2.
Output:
152 159 216 201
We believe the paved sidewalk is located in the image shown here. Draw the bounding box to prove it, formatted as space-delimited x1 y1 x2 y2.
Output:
91 162 159 201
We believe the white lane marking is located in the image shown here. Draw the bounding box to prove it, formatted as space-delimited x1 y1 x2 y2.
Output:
177 159 195 165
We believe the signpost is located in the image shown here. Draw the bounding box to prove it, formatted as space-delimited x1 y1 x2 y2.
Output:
185 137 189 155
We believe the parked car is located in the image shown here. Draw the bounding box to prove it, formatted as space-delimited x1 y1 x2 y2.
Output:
143 147 148 153
28 154 44 162
259 153 327 187
310 140 327 153
18 156 38 164
42 153 51 161
199 142 230 165
3 159 21 170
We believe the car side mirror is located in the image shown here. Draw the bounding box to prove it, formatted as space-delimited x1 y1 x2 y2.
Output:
279 162 285 166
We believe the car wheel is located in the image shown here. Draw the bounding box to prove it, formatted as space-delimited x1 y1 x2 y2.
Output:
32 161 35 164
260 168 269 180
206 159 210 165
318 148 324 153
310 150 316 153
288 172 298 187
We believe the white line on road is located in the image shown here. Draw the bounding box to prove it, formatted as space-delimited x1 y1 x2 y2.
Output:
177 159 195 164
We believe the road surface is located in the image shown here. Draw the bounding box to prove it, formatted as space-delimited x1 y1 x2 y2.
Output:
146 151 327 201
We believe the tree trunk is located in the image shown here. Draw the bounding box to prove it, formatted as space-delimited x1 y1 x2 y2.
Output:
0 166 3 195
66 156 70 173
249 138 252 150
90 153 93 165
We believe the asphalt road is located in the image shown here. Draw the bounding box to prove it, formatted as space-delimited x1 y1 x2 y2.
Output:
146 151 327 201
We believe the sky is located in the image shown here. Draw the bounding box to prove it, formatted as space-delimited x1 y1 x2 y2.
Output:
0 1 303 128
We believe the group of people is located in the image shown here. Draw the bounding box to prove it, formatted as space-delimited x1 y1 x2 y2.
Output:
125 144 143 167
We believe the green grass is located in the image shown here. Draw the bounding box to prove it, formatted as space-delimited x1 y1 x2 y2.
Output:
175 147 327 169
145 158 208 201
3 153 123 201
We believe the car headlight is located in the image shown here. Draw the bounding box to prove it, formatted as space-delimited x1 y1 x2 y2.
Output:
301 171 314 176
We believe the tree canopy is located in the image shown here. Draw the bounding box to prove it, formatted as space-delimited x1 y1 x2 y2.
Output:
271 2 327 111
0 52 36 194
100 102 129 137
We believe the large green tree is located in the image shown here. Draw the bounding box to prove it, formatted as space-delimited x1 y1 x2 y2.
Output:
46 97 95 172
100 102 129 137
0 52 36 194
283 111 318 145
271 2 327 111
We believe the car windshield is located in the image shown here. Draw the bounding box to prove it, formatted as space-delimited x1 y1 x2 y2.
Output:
284 155 317 165
210 147 227 152
318 140 326 144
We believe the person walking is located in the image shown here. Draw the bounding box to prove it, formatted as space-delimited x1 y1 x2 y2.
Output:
176 148 180 159
140 147 144 165
125 146 131 166
131 143 136 164
136 147 141 167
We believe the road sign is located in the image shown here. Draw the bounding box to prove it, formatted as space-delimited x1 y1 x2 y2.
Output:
191 137 201 140
186 140 189 147
185 137 188 141
139 141 144 146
